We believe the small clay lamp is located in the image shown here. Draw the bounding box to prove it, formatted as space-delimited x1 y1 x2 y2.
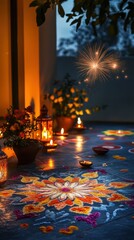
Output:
55 128 68 137
74 117 86 131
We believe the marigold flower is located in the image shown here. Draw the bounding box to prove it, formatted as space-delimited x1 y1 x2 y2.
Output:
54 98 58 103
74 97 79 101
70 87 75 93
84 97 89 102
74 103 80 107
49 95 55 100
68 103 73 108
58 97 63 102
70 108 75 113
76 110 83 115
85 109 91 114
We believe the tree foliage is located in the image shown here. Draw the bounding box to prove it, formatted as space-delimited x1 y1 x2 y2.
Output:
57 18 134 56
29 0 134 35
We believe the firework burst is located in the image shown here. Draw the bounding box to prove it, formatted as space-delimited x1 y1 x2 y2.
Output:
77 44 119 83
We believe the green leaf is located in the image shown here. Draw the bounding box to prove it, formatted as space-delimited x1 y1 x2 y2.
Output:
58 3 65 18
36 7 46 26
29 0 38 7
35 1 51 26
70 18 80 26
70 16 83 26
66 13 76 22
76 16 83 30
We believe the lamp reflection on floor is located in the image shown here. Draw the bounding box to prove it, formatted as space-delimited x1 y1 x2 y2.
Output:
48 158 55 169
75 136 84 152
43 139 57 152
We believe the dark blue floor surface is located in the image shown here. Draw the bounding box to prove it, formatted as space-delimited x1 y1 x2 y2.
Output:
0 123 134 240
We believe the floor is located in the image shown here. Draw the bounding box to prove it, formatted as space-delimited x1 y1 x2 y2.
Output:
0 122 134 240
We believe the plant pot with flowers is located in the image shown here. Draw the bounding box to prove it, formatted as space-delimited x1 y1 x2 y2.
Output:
2 106 41 165
47 74 92 132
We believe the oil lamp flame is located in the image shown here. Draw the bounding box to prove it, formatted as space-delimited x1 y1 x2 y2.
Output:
61 128 64 135
77 117 82 125
50 139 53 145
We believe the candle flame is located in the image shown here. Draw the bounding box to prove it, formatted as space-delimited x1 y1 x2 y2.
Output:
50 139 53 145
77 117 82 125
42 127 48 139
61 128 64 134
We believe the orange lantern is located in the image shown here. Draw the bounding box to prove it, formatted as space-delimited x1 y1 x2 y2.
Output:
0 146 7 186
35 105 53 143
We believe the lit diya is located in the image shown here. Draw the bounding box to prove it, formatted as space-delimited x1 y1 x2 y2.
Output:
44 139 57 150
73 117 86 131
55 128 68 137
79 160 93 167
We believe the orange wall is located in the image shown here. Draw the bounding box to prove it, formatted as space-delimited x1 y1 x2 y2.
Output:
0 0 56 118
0 0 12 116
23 0 40 116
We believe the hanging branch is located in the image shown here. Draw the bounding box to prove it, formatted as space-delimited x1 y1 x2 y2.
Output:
29 0 134 35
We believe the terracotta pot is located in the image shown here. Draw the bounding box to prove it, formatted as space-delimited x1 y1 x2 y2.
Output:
13 140 41 165
55 116 75 132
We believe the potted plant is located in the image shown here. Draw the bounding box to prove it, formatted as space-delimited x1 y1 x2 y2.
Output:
2 106 41 165
47 74 93 131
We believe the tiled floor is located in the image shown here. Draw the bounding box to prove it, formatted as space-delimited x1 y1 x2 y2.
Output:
0 123 134 240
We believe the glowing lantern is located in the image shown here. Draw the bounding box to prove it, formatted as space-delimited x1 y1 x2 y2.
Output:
35 105 53 142
0 146 7 186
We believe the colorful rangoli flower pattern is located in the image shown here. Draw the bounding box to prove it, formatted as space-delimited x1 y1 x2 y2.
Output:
9 172 131 215
103 130 134 137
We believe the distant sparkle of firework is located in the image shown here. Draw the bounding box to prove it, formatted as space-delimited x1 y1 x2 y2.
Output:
77 44 119 83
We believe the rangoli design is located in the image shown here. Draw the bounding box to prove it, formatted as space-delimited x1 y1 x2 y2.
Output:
103 130 134 136
0 169 133 232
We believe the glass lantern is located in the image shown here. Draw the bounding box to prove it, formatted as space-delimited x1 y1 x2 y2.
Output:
0 146 7 186
35 105 53 143
25 106 36 139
